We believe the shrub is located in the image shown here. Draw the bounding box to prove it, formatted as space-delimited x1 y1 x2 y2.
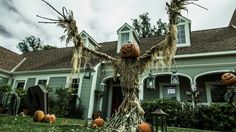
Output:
141 98 236 131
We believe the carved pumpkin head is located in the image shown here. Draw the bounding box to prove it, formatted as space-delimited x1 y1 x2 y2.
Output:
120 43 140 58
138 122 152 132
221 72 236 85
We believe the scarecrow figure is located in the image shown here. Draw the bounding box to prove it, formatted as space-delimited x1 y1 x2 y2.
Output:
38 0 199 131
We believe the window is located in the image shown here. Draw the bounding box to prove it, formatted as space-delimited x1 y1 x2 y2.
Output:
177 25 186 44
16 81 25 89
210 85 227 103
38 79 47 86
71 78 79 94
82 38 86 45
121 32 129 44
163 85 177 100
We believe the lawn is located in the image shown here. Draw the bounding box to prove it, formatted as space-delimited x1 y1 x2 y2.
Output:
0 114 219 132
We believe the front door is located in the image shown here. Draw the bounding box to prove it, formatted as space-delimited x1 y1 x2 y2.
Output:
111 86 123 115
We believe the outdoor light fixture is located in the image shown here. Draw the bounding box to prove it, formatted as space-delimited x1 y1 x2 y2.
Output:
151 108 168 132
146 70 156 89
170 71 179 85
100 82 106 92
84 64 92 79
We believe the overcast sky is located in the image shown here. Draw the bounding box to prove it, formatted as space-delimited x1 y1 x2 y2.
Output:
0 0 235 54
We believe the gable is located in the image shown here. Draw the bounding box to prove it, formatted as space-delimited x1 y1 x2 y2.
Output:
0 46 24 71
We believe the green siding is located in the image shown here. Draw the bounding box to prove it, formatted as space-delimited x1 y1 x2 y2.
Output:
0 76 9 87
48 77 67 89
80 76 93 119
25 78 36 90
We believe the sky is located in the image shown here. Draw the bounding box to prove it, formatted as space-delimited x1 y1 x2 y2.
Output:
0 0 236 54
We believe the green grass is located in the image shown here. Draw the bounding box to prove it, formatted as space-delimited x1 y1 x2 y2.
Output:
0 114 219 132
0 114 96 132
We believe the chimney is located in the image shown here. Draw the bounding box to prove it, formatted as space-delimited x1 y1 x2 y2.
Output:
229 8 236 27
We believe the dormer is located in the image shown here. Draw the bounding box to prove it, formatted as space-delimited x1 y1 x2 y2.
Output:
176 16 191 47
80 30 100 50
229 9 236 28
117 23 140 53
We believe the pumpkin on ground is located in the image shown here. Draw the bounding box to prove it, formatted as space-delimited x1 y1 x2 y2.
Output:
94 116 104 127
33 110 45 122
43 114 56 123
92 123 98 128
120 43 140 58
50 114 56 123
138 122 152 132
221 72 236 85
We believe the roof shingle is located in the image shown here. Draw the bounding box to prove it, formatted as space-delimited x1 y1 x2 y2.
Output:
12 26 236 72
0 46 24 71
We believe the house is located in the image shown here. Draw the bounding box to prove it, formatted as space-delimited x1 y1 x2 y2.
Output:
0 9 236 119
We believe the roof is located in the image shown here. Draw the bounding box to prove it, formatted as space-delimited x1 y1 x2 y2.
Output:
0 46 24 72
15 47 100 72
229 9 236 26
99 26 236 57
4 26 236 72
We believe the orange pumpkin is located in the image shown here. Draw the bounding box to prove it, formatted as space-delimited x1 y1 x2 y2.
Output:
120 43 140 58
92 123 98 128
43 114 51 123
33 110 45 122
50 114 56 123
138 122 152 132
43 114 56 123
94 116 104 127
221 73 236 85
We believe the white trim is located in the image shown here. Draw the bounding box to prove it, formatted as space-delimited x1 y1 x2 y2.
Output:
175 50 236 58
101 76 113 83
10 58 27 72
14 79 26 90
80 30 100 48
87 63 101 119
139 81 144 100
232 25 236 29
13 68 72 74
78 73 84 97
0 68 11 74
193 70 229 82
205 82 220 105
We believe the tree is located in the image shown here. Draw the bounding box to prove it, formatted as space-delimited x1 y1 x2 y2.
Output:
17 36 57 53
38 0 190 131
132 13 168 38
17 36 43 53
42 44 57 50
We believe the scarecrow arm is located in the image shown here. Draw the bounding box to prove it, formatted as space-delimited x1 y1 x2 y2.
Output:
138 40 165 63
137 0 193 69
83 47 117 62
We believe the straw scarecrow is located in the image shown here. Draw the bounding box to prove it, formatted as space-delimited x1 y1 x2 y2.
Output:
38 0 202 131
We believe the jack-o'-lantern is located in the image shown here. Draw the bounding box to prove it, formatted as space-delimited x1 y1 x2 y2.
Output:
221 72 236 85
138 122 152 132
120 43 140 58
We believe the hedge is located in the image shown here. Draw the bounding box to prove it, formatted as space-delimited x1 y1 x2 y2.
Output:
141 98 236 131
